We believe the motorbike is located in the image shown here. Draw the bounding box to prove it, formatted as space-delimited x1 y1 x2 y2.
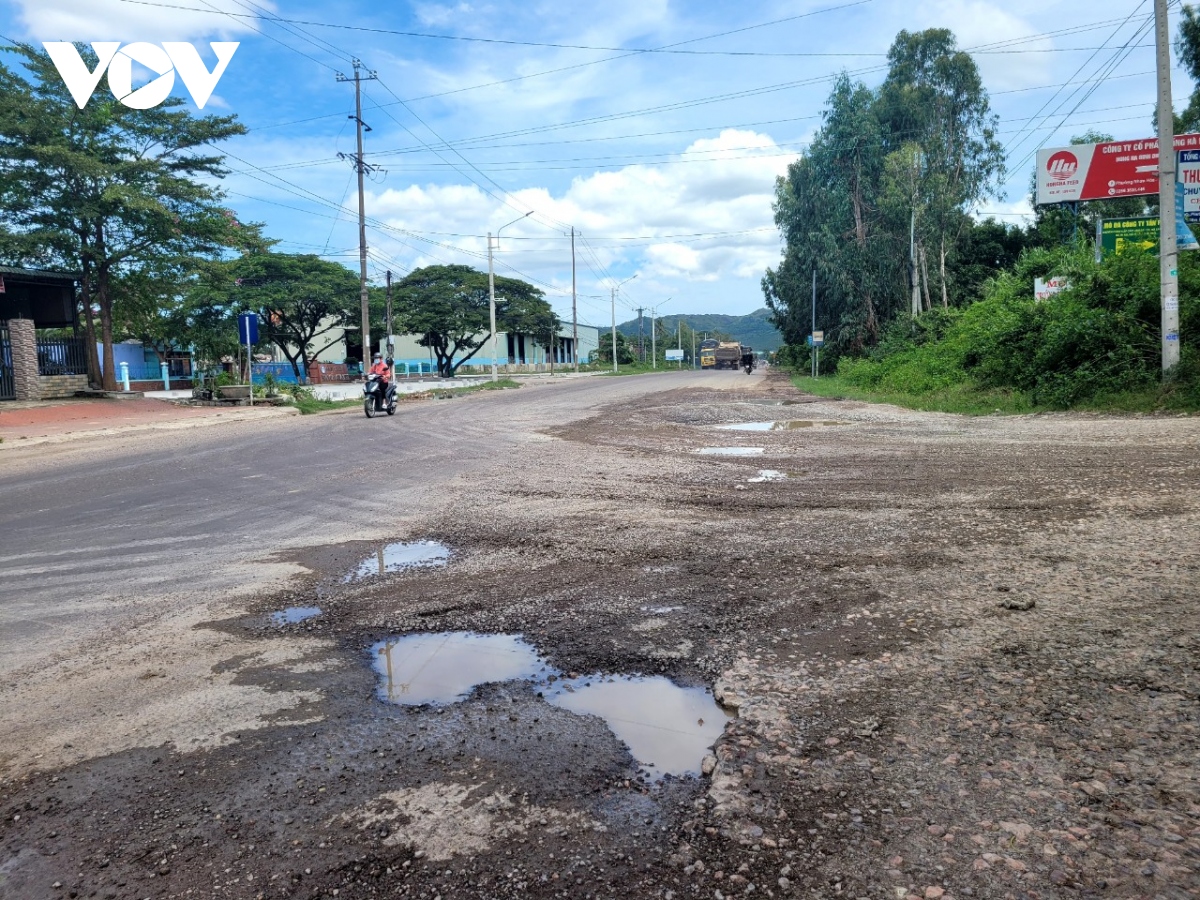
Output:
742 357 755 375
363 373 397 418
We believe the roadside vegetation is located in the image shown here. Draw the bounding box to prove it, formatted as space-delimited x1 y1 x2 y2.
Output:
288 377 522 415
764 23 1200 416
785 245 1200 414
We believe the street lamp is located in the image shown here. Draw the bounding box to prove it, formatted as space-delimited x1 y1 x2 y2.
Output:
489 211 533 382
610 274 637 373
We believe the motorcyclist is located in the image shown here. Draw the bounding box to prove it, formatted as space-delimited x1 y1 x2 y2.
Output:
740 349 755 372
367 353 395 407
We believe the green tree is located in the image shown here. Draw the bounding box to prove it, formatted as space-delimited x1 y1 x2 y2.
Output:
876 29 1005 308
596 330 635 365
392 264 549 376
1177 5 1200 133
0 42 260 389
189 252 360 383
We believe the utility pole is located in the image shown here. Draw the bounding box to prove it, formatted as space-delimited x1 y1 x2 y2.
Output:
571 227 579 373
1156 0 1181 373
910 207 921 317
611 274 637 373
811 269 818 379
385 269 393 378
636 306 645 362
336 60 378 376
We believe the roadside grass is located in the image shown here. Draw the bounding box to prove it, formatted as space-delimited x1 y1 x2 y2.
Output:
595 363 681 376
791 372 1200 415
291 378 522 414
790 373 1044 415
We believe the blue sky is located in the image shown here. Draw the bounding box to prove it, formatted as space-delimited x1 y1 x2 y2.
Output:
1 0 1187 324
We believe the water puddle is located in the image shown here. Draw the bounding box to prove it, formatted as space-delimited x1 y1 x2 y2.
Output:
346 540 450 581
545 676 730 778
368 631 732 776
695 447 764 456
716 420 846 431
372 632 545 705
270 606 321 625
748 470 787 483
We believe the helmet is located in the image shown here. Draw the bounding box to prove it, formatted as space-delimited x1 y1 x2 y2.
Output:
373 353 382 361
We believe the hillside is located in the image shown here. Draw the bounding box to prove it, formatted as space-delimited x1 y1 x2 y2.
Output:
616 308 783 351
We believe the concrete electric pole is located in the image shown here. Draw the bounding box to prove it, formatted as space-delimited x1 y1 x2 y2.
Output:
489 211 533 382
336 60 378 376
1156 0 1181 374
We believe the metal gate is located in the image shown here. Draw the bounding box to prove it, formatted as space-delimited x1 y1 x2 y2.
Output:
0 324 14 400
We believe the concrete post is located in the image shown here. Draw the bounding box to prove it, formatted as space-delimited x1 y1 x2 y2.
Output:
161 361 170 391
7 318 40 401
120 361 130 392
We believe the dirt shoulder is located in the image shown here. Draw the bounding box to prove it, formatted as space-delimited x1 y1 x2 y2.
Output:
0 396 298 447
0 371 1196 900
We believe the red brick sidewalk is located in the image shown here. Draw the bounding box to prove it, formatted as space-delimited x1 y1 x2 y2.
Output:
0 397 295 446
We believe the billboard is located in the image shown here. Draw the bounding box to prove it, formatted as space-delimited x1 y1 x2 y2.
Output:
1035 134 1200 205
1100 218 1159 256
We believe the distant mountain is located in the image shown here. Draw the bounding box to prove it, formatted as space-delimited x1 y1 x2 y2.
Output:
617 308 783 351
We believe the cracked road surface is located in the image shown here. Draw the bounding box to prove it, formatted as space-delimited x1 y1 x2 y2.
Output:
1 369 1198 900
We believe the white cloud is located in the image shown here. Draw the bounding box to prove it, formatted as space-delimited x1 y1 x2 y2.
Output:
12 0 272 42
361 128 794 314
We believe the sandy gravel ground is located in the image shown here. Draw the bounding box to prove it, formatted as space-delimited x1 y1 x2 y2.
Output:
0 370 1196 900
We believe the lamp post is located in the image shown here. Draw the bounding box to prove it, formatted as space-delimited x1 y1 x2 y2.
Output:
489 211 533 382
610 274 637 373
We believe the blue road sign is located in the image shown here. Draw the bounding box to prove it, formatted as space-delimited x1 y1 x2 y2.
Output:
238 313 259 345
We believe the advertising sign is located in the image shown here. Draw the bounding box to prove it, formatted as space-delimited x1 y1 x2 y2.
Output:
1034 277 1070 300
1036 134 1200 205
238 312 259 345
1101 218 1159 256
665 349 685 361
1181 150 1200 223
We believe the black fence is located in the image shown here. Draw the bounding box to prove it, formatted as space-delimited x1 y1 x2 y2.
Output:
0 324 12 400
37 336 88 376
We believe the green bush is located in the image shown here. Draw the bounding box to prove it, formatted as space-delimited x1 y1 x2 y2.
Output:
825 241 1199 411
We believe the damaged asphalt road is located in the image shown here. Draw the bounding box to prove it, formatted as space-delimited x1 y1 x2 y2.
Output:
1 369 1198 900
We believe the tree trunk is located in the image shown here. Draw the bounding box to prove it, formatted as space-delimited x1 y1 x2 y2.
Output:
79 261 102 389
97 283 116 391
939 238 949 308
919 245 933 313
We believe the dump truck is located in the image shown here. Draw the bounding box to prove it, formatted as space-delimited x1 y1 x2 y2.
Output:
714 341 743 369
699 339 719 369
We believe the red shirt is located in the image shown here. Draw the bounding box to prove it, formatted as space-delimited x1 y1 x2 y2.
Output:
369 361 391 382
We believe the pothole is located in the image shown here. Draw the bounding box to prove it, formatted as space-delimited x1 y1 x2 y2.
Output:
695 447 764 456
716 420 846 431
270 606 321 625
748 470 787 483
345 540 451 581
545 676 731 778
372 632 544 705
369 632 732 777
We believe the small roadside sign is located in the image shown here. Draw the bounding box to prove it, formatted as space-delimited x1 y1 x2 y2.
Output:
238 312 259 345
665 349 685 361
811 330 824 347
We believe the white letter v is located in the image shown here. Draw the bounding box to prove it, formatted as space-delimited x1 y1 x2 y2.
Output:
43 42 121 109
163 42 239 109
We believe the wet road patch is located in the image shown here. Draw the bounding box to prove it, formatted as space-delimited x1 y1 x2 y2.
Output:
716 420 846 431
346 540 450 581
545 676 730 778
372 632 544 705
269 606 321 625
748 470 787 483
695 447 764 456
369 632 732 777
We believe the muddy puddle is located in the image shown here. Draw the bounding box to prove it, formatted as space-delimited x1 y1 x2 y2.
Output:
717 420 846 431
372 632 544 704
748 470 787 483
695 447 764 456
346 540 450 581
370 631 731 777
545 676 730 777
270 606 321 624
